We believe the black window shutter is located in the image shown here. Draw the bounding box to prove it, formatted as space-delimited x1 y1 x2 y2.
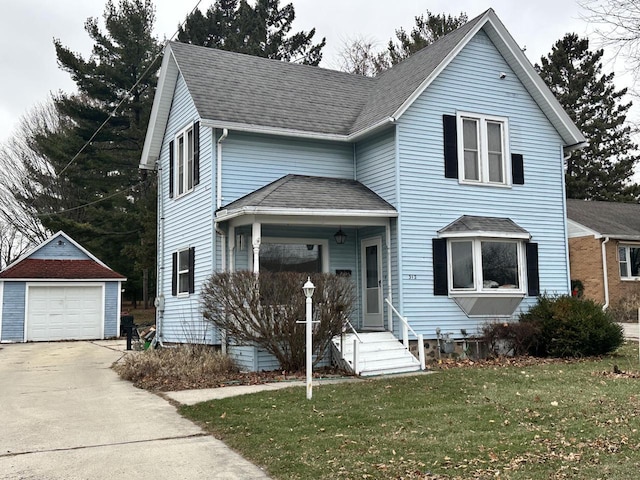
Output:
443 115 458 179
512 153 524 185
526 242 539 296
171 252 177 296
169 140 174 198
433 238 449 296
193 121 200 186
188 247 196 294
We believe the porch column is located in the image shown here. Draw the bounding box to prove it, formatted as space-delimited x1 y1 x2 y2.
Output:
386 219 393 332
228 225 235 272
252 221 261 274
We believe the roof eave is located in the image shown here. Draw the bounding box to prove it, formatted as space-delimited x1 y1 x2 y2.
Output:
139 44 179 170
200 119 351 142
0 277 127 282
438 231 531 240
216 207 398 223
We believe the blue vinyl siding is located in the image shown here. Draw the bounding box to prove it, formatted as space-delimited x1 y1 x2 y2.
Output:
30 238 88 260
104 282 119 338
1 282 26 341
355 127 396 206
159 74 216 344
394 30 568 337
221 132 354 205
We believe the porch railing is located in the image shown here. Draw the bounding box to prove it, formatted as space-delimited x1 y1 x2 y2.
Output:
384 298 426 370
340 318 363 375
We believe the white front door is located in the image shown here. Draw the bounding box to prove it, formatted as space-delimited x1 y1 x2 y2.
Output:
362 237 383 329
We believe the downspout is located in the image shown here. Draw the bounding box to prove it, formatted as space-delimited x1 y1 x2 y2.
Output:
601 237 610 310
217 128 229 210
214 129 229 270
155 160 165 345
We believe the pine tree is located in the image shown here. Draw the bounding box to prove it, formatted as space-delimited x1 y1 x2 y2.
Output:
536 33 639 201
177 0 325 65
339 10 468 76
20 0 161 304
387 11 468 65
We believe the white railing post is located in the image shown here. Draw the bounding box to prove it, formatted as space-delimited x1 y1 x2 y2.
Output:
353 339 360 375
417 334 425 370
402 322 409 348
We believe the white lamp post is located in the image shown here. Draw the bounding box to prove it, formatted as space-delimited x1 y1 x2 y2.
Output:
303 277 315 400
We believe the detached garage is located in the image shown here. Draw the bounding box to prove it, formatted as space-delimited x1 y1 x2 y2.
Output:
0 231 125 342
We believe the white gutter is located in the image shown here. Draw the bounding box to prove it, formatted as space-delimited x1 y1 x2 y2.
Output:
602 237 610 310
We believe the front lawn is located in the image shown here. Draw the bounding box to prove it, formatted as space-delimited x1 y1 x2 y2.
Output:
181 343 640 479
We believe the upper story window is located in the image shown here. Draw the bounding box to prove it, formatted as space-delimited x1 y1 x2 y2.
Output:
619 244 640 279
169 121 200 199
458 113 509 185
443 114 524 186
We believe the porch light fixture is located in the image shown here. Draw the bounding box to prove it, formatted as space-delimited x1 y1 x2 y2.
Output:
334 227 347 245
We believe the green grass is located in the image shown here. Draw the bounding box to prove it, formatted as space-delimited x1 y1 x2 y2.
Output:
181 343 640 479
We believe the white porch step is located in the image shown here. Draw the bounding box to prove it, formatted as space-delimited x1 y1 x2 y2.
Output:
331 331 422 377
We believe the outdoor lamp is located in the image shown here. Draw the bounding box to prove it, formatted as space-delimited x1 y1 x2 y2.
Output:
334 227 347 245
303 277 315 298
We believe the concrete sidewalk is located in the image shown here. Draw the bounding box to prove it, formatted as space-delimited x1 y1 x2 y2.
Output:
0 340 270 480
619 322 640 340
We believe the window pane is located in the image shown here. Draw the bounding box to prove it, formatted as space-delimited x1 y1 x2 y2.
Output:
366 245 378 288
487 122 502 153
619 247 627 261
462 119 479 181
464 151 479 181
620 262 629 278
178 249 190 271
451 241 474 289
481 241 519 288
177 135 185 195
488 153 503 182
631 247 640 277
187 129 194 190
367 289 379 314
463 119 478 149
260 243 322 273
179 272 190 294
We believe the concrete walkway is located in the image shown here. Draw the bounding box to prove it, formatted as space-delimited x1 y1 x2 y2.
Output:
619 322 640 340
0 340 269 480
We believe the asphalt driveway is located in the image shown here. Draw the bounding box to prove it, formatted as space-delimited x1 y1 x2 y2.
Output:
0 341 270 479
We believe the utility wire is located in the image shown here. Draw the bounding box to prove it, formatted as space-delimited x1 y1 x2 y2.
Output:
52 0 203 198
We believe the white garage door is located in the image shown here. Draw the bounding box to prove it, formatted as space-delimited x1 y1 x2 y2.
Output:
27 285 103 341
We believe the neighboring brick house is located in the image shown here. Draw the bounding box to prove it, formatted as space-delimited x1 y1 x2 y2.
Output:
566 199 640 307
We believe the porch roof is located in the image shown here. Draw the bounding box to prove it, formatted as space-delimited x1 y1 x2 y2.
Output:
215 174 397 223
438 215 531 239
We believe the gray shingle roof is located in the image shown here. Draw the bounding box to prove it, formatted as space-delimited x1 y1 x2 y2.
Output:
168 11 486 137
220 174 396 213
566 199 640 239
170 42 374 136
438 215 530 237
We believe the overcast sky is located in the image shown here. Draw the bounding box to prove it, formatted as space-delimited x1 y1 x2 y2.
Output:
0 0 603 145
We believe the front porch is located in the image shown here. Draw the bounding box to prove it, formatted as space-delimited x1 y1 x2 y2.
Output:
214 175 425 374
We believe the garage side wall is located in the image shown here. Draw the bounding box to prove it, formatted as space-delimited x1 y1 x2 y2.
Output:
1 282 26 342
104 282 120 338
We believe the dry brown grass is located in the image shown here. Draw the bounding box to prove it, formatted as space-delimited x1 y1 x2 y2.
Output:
114 344 239 391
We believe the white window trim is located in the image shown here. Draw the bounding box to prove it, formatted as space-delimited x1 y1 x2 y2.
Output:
447 237 525 296
618 243 640 280
174 123 195 198
456 111 511 187
249 237 330 273
177 247 191 297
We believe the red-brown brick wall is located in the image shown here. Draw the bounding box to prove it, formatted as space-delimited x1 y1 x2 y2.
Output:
569 236 640 305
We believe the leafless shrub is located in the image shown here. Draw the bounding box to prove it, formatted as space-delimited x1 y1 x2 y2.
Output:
201 271 355 371
482 321 541 357
608 293 640 323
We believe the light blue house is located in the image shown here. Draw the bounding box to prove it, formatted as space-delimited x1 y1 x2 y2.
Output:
0 231 125 342
140 9 585 374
